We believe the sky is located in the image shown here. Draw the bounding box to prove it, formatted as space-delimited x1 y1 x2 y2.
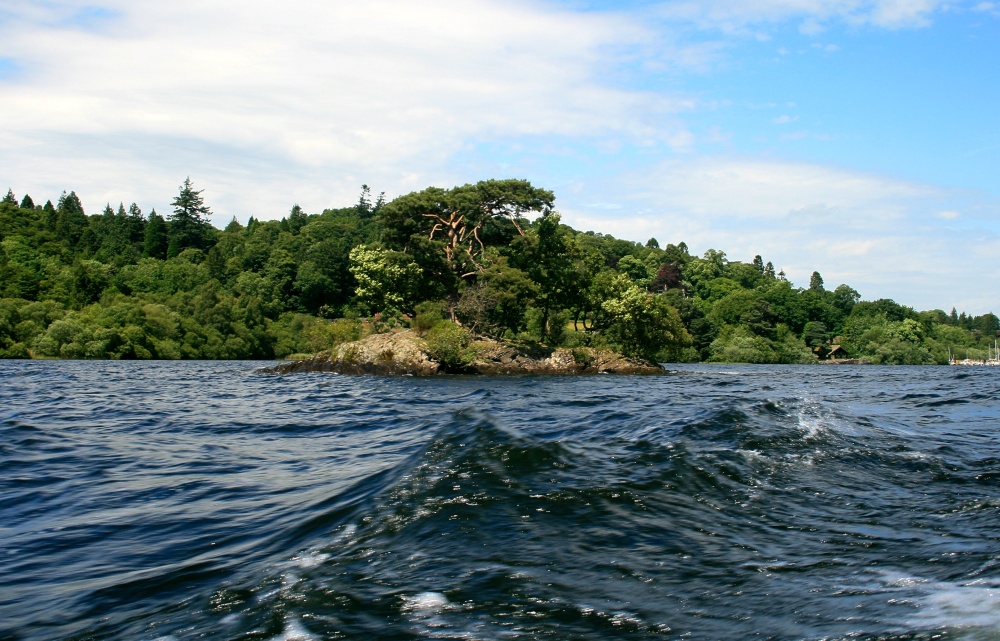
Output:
1 0 998 313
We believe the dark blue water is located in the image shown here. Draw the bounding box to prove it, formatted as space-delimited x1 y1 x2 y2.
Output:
2 362 1000 641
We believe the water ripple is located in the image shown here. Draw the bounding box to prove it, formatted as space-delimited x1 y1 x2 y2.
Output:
1 362 999 640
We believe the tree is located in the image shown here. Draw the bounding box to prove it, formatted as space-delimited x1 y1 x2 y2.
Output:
617 255 653 287
356 185 385 218
348 245 421 314
510 213 577 341
831 284 860 317
285 204 308 234
168 177 214 254
379 179 554 282
143 209 169 259
599 273 691 361
650 262 683 292
455 258 538 337
126 202 146 243
20 194 34 210
802 321 829 349
809 271 825 293
976 312 999 335
56 191 87 245
42 200 57 230
2 189 16 206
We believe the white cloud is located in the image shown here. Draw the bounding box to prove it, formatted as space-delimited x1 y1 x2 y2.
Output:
972 0 1000 14
0 0 993 314
628 157 936 221
0 0 693 218
560 157 1000 312
655 0 947 31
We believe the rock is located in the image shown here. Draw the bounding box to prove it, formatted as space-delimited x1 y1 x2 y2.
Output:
265 329 439 376
263 328 665 376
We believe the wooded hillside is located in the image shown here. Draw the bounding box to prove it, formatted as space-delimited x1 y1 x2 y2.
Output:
1 180 996 363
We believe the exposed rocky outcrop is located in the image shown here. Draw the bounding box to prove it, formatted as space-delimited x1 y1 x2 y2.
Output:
264 329 665 376
267 330 440 375
817 358 871 365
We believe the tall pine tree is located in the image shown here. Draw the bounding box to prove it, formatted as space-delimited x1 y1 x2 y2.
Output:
167 177 214 256
144 208 169 259
56 191 87 245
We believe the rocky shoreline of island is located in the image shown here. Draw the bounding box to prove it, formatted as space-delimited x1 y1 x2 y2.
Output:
263 328 665 376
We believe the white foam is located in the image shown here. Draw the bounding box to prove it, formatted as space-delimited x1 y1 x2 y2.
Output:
291 550 330 569
271 618 317 641
912 579 1000 631
402 591 450 612
875 571 1000 633
220 613 241 626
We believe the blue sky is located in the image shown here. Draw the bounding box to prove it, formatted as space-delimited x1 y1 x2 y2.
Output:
1 0 998 313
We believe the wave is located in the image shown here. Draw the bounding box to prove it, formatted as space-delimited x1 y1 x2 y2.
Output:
5 363 1000 640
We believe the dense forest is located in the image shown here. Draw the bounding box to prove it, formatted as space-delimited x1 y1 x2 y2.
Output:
1 178 997 364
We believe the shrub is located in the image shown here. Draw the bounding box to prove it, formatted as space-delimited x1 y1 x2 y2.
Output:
571 347 594 368
412 300 445 335
425 322 474 370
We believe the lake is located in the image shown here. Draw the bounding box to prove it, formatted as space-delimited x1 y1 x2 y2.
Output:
2 361 999 640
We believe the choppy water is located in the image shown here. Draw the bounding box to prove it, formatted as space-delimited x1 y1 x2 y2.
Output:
2 362 1000 640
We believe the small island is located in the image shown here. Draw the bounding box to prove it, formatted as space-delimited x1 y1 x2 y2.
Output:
266 327 664 376
1 178 996 365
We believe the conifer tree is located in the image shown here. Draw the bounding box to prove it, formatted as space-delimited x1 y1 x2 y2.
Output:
144 208 169 259
168 177 213 252
127 203 146 244
42 200 57 230
809 271 825 292
287 204 307 234
56 191 87 244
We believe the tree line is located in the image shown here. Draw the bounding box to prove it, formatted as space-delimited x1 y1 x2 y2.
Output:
1 179 996 363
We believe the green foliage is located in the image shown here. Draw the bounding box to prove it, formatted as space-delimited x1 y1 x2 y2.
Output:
348 245 421 315
144 210 169 259
1 178 991 364
510 213 578 342
379 179 553 292
617 255 653 287
412 301 446 335
455 259 537 337
169 178 215 253
599 274 691 361
424 322 475 370
801 321 829 348
809 271 825 292
708 326 777 364
775 325 819 364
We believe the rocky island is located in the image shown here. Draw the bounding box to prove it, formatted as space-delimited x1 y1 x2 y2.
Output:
265 328 665 376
